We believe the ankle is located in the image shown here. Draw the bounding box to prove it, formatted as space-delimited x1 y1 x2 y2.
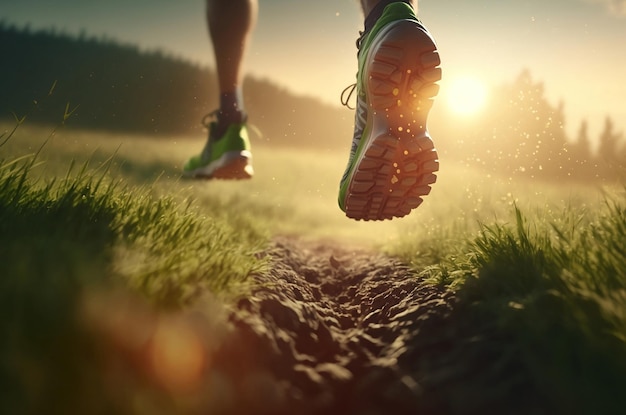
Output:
217 109 246 126
218 90 246 125
363 0 414 33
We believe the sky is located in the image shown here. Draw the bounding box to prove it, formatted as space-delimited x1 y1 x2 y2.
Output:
2 0 625 144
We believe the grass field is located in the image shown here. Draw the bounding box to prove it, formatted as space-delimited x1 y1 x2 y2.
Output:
2 120 625 412
4 120 609 246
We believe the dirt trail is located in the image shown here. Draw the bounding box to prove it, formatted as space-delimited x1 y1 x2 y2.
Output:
88 236 543 414
209 237 461 415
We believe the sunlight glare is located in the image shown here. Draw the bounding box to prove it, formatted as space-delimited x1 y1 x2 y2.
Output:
446 76 488 116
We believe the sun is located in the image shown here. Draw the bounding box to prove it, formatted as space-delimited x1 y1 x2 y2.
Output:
445 76 488 116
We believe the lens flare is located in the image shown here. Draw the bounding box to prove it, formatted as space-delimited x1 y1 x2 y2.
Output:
149 318 207 393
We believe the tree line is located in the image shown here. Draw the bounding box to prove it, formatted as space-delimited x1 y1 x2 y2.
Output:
1 23 623 182
0 22 354 151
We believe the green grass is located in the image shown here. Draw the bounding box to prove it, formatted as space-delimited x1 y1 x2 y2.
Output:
2 120 625 412
0 122 269 413
390 188 626 411
3 122 397 251
0 124 267 304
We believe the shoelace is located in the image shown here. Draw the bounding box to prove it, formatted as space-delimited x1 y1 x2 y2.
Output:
340 30 366 110
201 109 220 130
340 83 357 110
355 30 365 50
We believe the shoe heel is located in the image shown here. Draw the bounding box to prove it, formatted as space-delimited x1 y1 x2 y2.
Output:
212 153 254 180
345 131 438 220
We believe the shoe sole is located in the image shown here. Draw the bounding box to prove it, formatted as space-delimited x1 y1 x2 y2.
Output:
184 151 253 180
344 21 441 221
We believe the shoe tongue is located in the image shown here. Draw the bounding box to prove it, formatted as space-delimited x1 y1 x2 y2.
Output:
212 112 246 141
211 121 229 141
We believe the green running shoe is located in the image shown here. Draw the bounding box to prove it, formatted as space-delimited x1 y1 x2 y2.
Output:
183 114 253 180
338 2 441 221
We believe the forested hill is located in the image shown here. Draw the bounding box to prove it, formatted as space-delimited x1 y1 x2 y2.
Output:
0 24 353 150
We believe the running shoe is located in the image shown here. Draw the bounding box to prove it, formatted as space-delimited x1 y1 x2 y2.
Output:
338 2 441 221
183 113 253 179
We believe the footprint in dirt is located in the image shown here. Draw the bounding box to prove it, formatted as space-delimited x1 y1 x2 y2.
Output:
209 236 460 415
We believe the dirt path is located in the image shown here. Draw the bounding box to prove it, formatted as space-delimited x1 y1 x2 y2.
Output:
90 236 539 415
208 237 462 415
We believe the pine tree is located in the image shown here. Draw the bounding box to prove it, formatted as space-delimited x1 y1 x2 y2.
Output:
574 120 591 158
598 117 620 162
567 120 596 180
597 117 624 179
